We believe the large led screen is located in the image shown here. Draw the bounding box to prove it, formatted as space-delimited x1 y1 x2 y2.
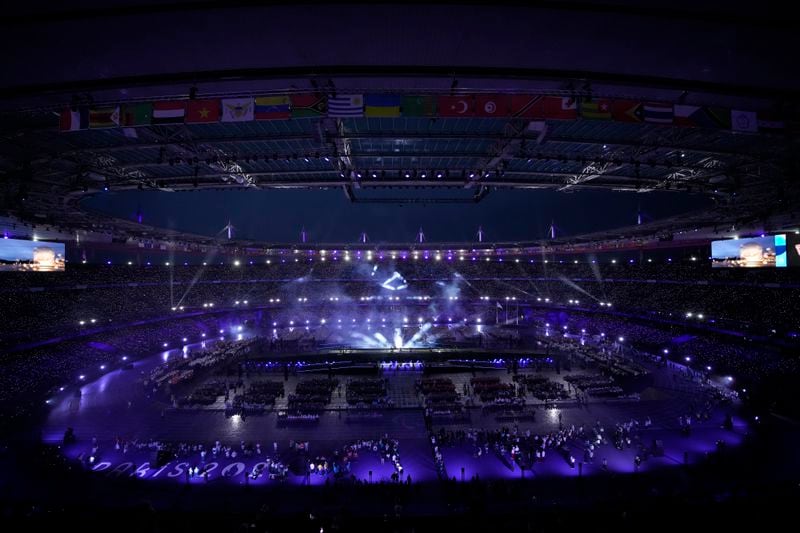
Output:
0 238 65 271
711 235 785 268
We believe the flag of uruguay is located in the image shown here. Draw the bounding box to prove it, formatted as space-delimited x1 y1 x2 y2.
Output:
327 95 364 117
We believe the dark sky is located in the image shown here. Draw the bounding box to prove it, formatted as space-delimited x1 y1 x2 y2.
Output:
82 188 712 244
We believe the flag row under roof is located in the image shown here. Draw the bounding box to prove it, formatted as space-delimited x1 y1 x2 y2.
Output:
59 94 781 134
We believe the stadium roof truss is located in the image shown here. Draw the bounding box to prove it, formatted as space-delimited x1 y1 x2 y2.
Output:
0 95 796 247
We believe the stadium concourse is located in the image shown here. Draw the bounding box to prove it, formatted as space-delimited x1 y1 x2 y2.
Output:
2 1 800 530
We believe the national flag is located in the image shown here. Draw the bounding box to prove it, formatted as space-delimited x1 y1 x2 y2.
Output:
611 100 644 123
757 112 785 133
438 96 475 117
731 109 758 133
673 105 729 128
120 103 152 126
475 94 511 117
89 106 120 129
364 94 401 117
401 95 437 117
328 94 364 117
59 108 88 131
703 107 731 129
642 102 673 124
221 98 254 122
673 105 703 127
254 96 291 120
540 96 577 120
185 99 220 124
290 94 327 118
509 94 544 119
579 98 612 120
152 101 186 124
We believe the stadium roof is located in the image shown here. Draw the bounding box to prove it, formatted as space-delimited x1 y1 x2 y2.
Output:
1 2 798 246
1 104 794 245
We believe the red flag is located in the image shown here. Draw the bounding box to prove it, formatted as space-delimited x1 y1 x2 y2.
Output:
612 100 644 123
541 96 577 120
185 99 220 124
509 95 544 118
437 96 475 117
474 94 511 117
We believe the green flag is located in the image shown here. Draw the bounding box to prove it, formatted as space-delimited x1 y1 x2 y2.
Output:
121 103 152 126
401 96 437 117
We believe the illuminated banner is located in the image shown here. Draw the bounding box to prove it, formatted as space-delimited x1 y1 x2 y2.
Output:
710 235 787 268
0 238 65 271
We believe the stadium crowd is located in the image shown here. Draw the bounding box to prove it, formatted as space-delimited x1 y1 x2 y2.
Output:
2 261 799 348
